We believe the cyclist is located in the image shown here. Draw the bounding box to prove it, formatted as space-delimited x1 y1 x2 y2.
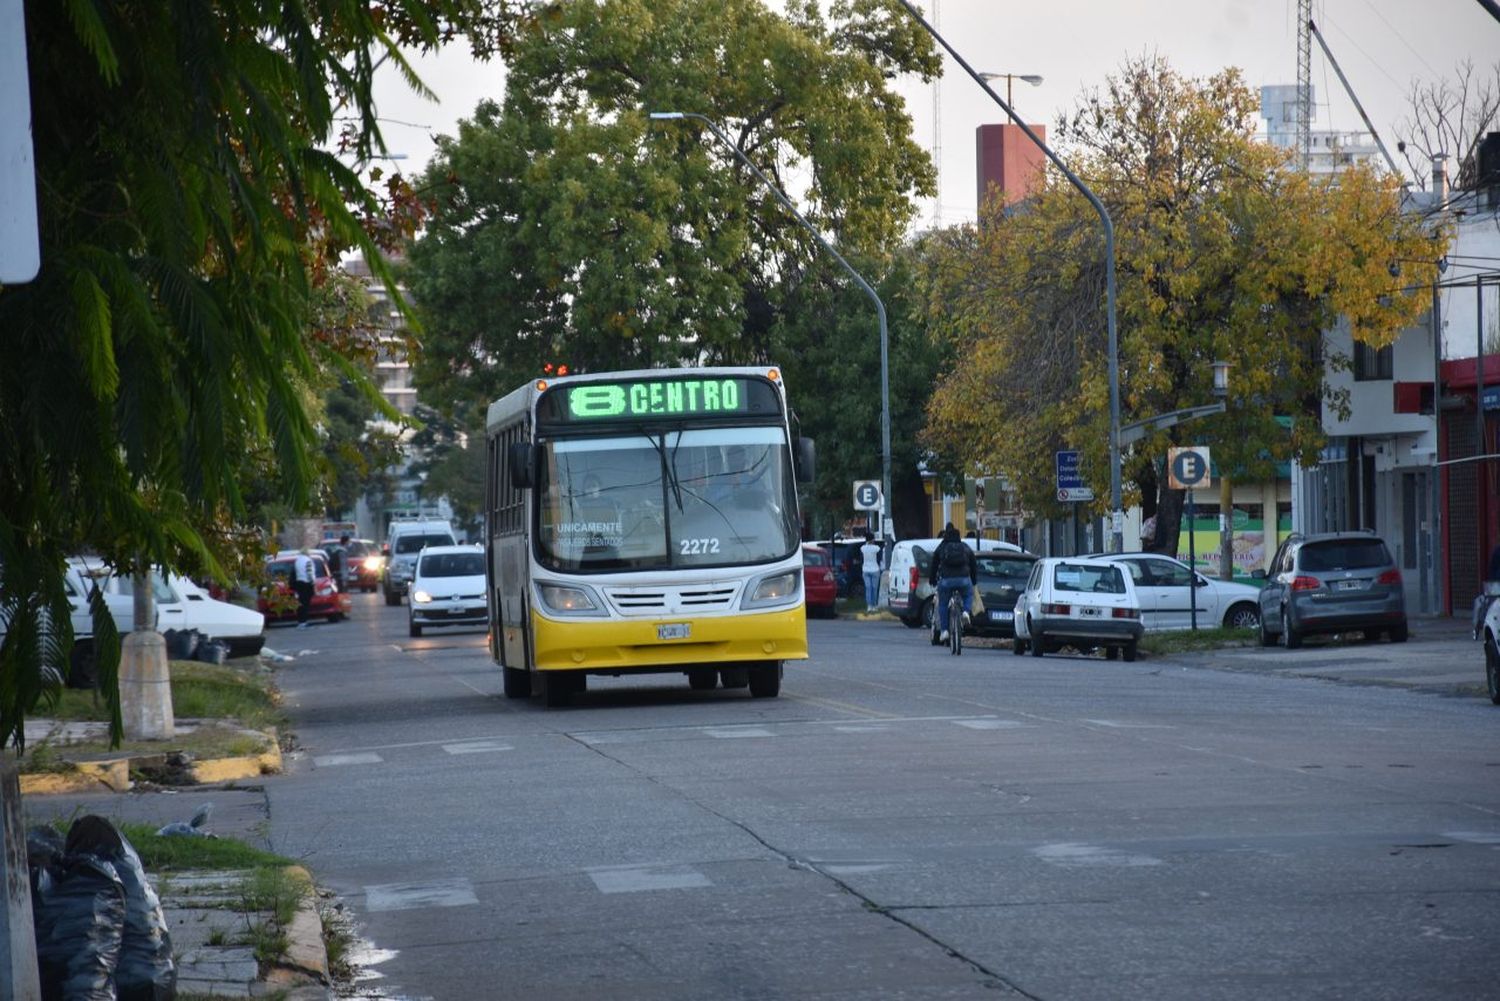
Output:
929 524 977 645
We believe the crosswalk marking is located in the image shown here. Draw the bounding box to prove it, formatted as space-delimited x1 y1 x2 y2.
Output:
442 741 513 755
588 863 712 894
365 878 478 912
313 752 383 768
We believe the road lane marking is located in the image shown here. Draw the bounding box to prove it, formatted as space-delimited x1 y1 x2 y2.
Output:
588 864 712 894
952 719 1028 730
1033 842 1162 868
832 725 893 733
1443 830 1500 844
703 726 774 739
312 752 383 768
1081 719 1174 729
442 741 513 755
365 878 478 912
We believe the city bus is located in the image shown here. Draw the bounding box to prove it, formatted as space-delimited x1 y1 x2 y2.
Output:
484 366 815 707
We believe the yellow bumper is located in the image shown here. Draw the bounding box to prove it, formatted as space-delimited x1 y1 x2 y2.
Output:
531 606 808 671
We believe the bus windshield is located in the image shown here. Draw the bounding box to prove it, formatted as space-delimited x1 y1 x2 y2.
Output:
536 426 800 572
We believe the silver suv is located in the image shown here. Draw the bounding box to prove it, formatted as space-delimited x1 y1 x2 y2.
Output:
1254 531 1407 648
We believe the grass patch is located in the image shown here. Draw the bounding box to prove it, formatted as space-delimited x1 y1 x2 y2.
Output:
46 660 280 730
1139 626 1256 656
115 822 294 871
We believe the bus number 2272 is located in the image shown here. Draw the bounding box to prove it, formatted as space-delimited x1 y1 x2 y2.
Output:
679 538 721 556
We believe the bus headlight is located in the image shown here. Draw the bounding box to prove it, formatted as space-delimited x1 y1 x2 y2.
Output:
535 582 607 616
742 570 801 610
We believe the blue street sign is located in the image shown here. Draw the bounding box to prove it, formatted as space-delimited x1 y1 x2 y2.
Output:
1055 450 1093 502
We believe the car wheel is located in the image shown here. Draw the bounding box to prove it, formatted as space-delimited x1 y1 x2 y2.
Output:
408 620 421 637
1029 623 1045 658
920 598 936 631
1012 638 1027 655
1225 603 1260 630
688 668 717 690
1486 635 1500 705
384 589 401 607
327 612 344 623
748 661 782 698
503 665 530 698
1122 641 1138 663
1280 608 1302 649
900 614 923 630
1258 608 1277 647
1105 645 1119 661
1389 621 1409 643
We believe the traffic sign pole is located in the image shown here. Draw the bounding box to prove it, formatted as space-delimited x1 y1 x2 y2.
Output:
1188 488 1197 631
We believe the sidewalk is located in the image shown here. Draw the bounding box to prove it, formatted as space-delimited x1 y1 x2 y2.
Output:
17 732 333 999
1164 614 1493 699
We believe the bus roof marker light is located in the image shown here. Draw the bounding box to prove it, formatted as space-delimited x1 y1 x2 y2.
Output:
536 380 548 391
766 368 780 382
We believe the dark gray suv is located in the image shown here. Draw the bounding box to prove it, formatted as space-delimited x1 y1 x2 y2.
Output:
1254 532 1408 648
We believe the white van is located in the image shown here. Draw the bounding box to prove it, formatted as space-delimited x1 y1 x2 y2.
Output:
885 536 1021 629
382 518 458 604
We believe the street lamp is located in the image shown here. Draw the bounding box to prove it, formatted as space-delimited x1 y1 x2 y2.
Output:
1211 360 1230 398
976 72 1043 110
895 1 1123 551
647 111 895 547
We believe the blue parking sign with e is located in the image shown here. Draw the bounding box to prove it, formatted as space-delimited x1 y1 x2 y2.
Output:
853 481 881 510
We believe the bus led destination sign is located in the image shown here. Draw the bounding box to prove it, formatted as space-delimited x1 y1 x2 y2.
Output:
562 378 752 421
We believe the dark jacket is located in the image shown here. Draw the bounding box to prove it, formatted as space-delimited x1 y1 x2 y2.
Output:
929 539 977 585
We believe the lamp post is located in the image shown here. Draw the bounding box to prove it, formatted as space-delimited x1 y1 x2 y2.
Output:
893 1 1124 552
976 72 1042 111
647 111 894 547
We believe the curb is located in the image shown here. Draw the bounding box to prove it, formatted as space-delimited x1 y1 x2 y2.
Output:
18 731 282 796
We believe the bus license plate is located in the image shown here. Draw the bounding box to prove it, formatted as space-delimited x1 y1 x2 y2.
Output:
658 623 691 640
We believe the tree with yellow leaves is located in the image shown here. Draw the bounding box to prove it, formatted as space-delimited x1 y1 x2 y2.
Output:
923 55 1444 554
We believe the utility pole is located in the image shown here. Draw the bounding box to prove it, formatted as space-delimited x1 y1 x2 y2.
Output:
1296 0 1312 172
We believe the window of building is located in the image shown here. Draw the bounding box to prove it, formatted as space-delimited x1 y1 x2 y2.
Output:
1353 341 1393 381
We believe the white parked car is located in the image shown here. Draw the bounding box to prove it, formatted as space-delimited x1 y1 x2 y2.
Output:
1012 557 1144 661
1480 596 1500 705
1088 553 1262 632
408 544 488 638
69 558 267 656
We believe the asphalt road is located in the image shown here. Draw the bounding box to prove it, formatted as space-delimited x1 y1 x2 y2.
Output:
265 594 1500 1000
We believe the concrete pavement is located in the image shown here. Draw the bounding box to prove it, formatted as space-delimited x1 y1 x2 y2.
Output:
1164 614 1494 700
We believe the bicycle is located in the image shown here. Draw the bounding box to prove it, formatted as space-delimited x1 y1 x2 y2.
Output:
947 591 964 656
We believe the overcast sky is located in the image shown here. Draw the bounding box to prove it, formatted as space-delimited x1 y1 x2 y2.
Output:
369 0 1499 228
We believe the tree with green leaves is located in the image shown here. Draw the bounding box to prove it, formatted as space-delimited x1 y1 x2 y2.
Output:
405 0 938 415
923 56 1443 555
772 245 948 540
0 0 505 751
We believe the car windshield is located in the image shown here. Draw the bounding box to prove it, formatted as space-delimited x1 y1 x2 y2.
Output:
419 552 485 577
536 426 800 572
1299 539 1391 571
396 534 454 555
1052 563 1126 594
344 541 372 558
977 555 1034 579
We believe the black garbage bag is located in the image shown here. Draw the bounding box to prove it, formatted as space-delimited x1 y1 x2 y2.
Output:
161 628 199 660
26 825 66 896
65 815 178 1001
195 638 228 664
33 852 125 1001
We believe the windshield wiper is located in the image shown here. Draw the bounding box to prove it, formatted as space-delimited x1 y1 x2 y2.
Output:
640 427 685 512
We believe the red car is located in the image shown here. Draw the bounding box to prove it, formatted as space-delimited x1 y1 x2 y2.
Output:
802 544 838 619
258 552 351 624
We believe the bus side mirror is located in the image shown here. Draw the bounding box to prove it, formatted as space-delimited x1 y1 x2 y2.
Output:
508 442 535 489
794 437 815 484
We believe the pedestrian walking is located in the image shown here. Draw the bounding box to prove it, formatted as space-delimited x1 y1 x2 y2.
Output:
860 532 883 613
293 547 316 628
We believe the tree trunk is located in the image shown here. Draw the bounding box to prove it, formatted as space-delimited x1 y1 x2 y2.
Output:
1150 486 1186 557
0 758 41 999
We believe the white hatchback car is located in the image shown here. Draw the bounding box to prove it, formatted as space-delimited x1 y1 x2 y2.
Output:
1013 557 1144 661
1088 553 1262 632
408 544 489 637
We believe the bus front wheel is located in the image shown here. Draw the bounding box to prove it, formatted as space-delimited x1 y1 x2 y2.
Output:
503 665 530 699
748 662 782 698
688 669 717 690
